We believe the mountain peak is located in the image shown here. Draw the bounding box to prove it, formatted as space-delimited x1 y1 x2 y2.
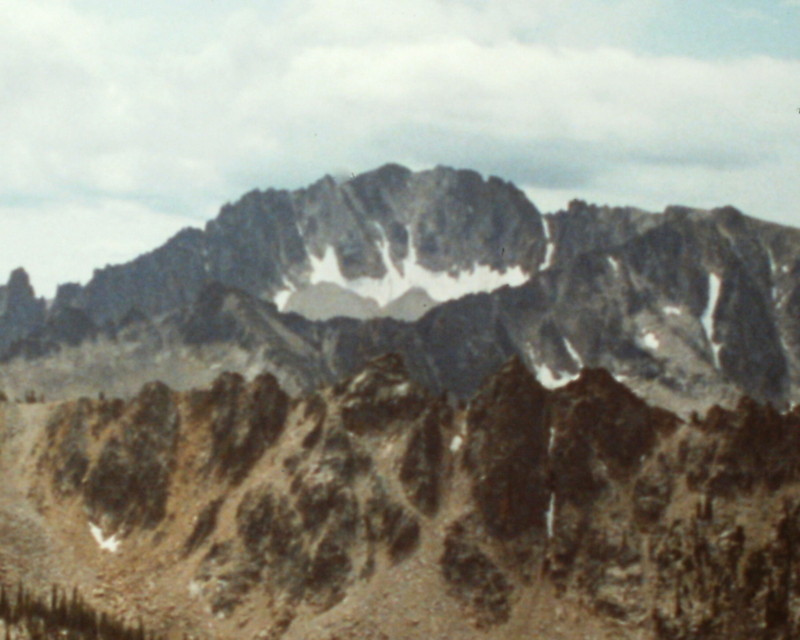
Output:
1 164 800 415
7 266 32 289
0 267 46 353
353 162 412 184
2 267 39 309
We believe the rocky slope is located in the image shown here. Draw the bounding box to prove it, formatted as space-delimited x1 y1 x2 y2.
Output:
2 354 800 639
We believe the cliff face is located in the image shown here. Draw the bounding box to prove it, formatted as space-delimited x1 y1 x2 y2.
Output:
47 165 543 326
3 164 800 413
2 354 799 640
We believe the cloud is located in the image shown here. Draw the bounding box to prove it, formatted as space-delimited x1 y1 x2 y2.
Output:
0 0 798 295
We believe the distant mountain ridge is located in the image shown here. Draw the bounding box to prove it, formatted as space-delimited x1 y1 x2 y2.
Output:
1 164 799 413
50 164 543 324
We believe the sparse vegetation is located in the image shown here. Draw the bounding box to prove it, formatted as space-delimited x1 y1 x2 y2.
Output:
0 582 162 640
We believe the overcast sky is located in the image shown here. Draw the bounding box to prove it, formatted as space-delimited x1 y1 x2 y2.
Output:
2 0 799 297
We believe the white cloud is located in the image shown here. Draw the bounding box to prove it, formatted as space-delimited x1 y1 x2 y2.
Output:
0 0 798 297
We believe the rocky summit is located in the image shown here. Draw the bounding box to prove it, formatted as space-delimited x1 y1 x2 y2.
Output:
0 165 799 414
1 164 800 639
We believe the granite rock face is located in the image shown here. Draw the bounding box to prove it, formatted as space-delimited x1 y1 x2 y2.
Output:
46 165 543 326
3 165 800 411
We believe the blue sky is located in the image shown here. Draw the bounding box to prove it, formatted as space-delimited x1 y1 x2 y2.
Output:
1 0 799 296
644 1 799 59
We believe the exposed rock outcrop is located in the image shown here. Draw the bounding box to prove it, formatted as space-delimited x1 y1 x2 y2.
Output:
0 268 46 354
46 165 543 327
3 166 800 416
15 352 800 639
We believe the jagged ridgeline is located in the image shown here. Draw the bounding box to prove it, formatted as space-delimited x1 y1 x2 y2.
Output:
5 164 800 639
4 353 800 639
0 164 799 414
0 583 161 640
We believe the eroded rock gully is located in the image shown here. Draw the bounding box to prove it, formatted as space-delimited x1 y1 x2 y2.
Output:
7 354 800 639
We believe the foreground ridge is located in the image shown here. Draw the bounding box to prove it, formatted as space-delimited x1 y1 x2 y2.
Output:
2 354 800 639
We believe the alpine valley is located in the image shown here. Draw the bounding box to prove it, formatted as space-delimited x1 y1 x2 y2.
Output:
1 164 800 639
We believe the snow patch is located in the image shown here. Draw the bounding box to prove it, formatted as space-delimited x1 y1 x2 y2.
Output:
701 273 723 368
767 249 779 301
349 369 370 390
273 275 297 310
641 331 660 351
392 382 412 397
607 256 621 276
89 523 121 553
534 362 577 389
541 217 551 241
563 337 583 368
540 217 555 270
768 249 777 274
527 344 578 389
663 305 682 316
546 492 556 538
305 226 528 310
450 435 463 453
